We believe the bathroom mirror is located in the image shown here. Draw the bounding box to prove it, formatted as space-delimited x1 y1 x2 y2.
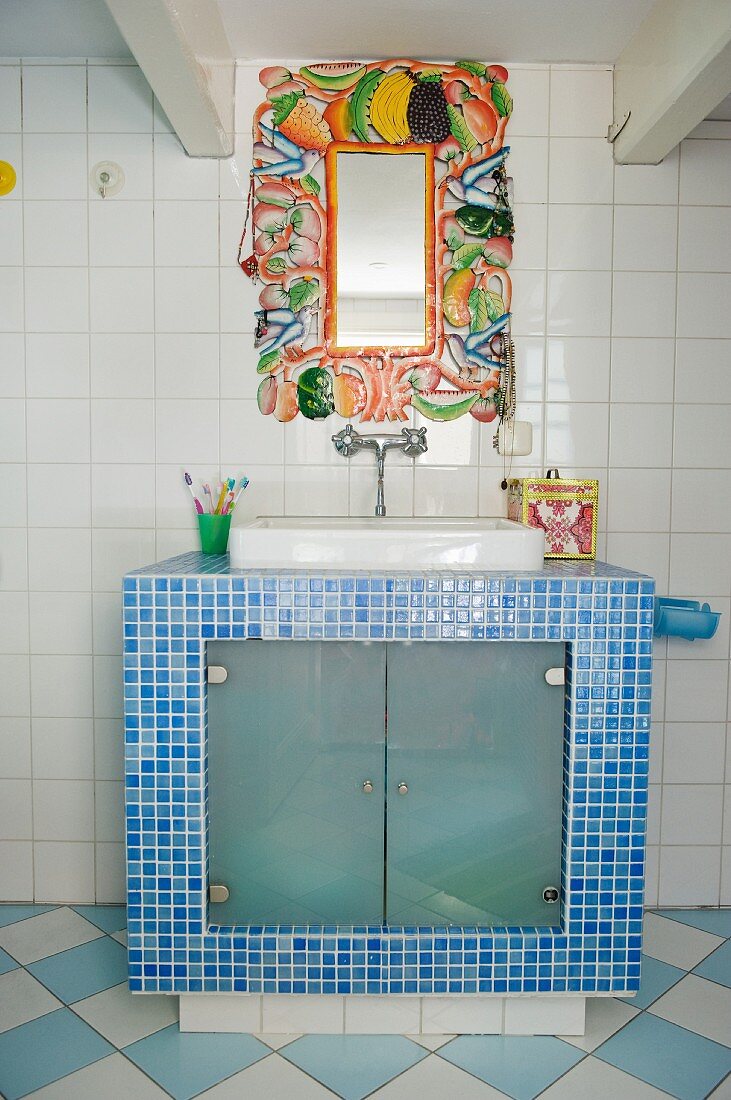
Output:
248 59 515 424
327 146 433 352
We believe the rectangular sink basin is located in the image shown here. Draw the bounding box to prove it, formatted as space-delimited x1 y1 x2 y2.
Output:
229 517 545 572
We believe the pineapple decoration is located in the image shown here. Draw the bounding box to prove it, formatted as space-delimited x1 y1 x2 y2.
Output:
271 90 332 152
406 72 451 143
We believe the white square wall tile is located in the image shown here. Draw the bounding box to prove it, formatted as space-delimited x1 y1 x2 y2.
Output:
27 529 91 592
607 469 671 532
32 717 94 780
155 399 219 464
677 274 731 339
0 203 23 264
285 465 349 517
421 996 502 1034
0 268 23 333
91 529 155 591
0 718 32 779
30 656 93 718
671 470 731 533
659 846 721 907
89 202 153 266
220 400 284 466
664 724 726 784
95 841 126 902
154 201 219 266
262 994 343 1033
546 338 610 402
547 271 611 336
28 592 93 655
511 204 548 270
614 146 679 205
153 133 219 200
26 399 90 463
344 996 420 1034
90 268 154 332
23 201 88 267
25 268 89 333
505 68 550 136
0 398 26 461
180 995 259 1035
91 398 154 463
661 784 724 845
23 134 87 200
94 780 124 842
155 334 219 399
92 593 122 656
669 534 731 598
33 841 95 904
549 68 612 137
510 269 546 336
93 655 123 719
679 139 731 206
547 204 613 270
33 779 95 841
544 403 608 467
21 66 86 132
0 842 33 901
87 66 153 132
95 718 124 780
27 464 91 527
678 207 731 272
90 334 154 398
549 138 613 204
26 334 89 399
505 996 585 1035
610 338 675 403
0 656 30 717
0 67 21 131
414 466 479 517
91 464 155 528
154 268 219 333
0 334 24 398
609 403 673 468
506 138 548 203
613 206 678 271
665 660 729 722
0 530 29 590
0 779 32 839
673 405 731 468
612 272 676 337
605 533 670 592
0 592 29 654
675 338 731 403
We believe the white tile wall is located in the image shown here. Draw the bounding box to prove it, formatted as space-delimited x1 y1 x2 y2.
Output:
0 59 729 906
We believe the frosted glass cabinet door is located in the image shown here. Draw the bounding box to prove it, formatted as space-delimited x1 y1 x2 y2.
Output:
386 641 565 927
207 641 386 926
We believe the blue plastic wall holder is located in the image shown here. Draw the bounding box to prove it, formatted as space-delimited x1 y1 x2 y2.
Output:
653 597 721 641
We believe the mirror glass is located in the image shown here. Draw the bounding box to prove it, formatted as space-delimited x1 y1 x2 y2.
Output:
332 150 430 350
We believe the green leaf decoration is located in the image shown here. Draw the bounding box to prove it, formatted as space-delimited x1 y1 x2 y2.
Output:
485 290 505 322
300 174 321 195
446 103 478 152
288 278 320 312
452 243 483 270
456 60 487 77
265 255 287 274
257 349 281 374
419 71 443 83
491 82 513 117
297 365 334 419
468 287 488 333
271 90 303 126
445 225 463 251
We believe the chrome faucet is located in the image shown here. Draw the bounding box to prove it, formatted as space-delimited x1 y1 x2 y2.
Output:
332 425 428 516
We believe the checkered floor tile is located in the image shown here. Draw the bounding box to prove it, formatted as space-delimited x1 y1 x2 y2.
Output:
0 905 728 1099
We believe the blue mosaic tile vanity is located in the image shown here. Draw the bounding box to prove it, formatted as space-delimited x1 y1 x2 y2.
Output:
123 553 653 1033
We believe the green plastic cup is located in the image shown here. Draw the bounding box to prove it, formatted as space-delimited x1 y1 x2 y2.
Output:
197 514 232 555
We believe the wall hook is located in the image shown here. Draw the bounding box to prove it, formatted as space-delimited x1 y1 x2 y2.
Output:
90 160 124 199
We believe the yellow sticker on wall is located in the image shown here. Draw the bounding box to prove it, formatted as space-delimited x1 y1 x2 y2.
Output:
0 161 17 196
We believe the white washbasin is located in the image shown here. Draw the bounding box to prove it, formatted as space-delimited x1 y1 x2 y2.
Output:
229 517 545 572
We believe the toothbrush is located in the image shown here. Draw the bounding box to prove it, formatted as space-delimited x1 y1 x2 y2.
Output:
213 480 229 515
225 477 249 514
202 483 214 513
184 472 204 515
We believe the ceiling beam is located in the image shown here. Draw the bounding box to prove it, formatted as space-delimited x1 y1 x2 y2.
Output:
611 0 731 164
104 0 234 157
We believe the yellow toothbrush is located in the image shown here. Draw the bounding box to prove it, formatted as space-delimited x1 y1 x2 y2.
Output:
214 479 234 514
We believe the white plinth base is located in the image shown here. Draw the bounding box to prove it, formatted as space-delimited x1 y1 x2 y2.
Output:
179 993 587 1035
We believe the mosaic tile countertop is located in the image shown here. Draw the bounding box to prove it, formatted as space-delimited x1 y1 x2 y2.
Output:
123 553 654 996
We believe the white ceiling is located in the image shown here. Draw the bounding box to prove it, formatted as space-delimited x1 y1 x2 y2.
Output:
218 0 657 64
0 0 130 57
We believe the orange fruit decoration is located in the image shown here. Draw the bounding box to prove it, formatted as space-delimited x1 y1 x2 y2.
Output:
323 98 353 141
333 372 366 417
443 268 476 327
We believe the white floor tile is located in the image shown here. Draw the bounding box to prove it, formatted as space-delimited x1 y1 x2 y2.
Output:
0 968 62 1033
0 906 103 964
410 1033 456 1051
27 1052 169 1099
642 913 724 970
72 982 179 1047
558 996 638 1052
372 1052 506 1098
254 1033 302 1050
648 973 731 1047
201 1052 333 1098
539 1054 668 1098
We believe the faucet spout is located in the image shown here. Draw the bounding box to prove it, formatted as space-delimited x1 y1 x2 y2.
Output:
332 425 428 517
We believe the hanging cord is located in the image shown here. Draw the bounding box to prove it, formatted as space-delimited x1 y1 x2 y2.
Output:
495 324 517 490
237 173 258 279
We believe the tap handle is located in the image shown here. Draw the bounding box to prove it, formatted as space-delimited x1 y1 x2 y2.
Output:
332 424 357 456
400 426 428 455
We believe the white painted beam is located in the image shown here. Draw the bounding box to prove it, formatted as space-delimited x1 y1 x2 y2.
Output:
104 0 234 157
612 0 731 164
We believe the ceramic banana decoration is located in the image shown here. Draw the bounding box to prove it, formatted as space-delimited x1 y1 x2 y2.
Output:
242 60 515 424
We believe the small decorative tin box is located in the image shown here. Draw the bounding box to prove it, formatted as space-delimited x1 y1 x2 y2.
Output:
507 469 599 559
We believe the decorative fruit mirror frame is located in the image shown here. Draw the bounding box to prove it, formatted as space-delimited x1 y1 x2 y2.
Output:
241 59 514 424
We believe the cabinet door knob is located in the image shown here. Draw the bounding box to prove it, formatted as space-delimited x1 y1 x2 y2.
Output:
362 780 374 794
397 782 408 795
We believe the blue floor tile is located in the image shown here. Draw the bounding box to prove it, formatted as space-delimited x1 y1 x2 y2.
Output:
27 935 128 1003
657 909 731 939
694 939 731 989
0 1007 113 1099
595 1012 731 1100
0 905 58 930
71 905 127 934
438 1035 583 1100
123 1023 270 1100
619 953 686 1009
0 946 19 974
281 1035 427 1100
